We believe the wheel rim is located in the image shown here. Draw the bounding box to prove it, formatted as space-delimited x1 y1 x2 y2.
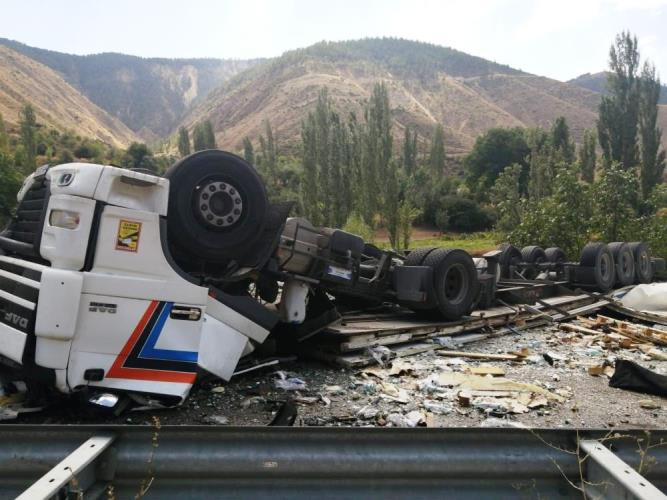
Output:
196 179 244 229
599 253 611 281
442 263 468 304
621 253 632 275
639 251 650 275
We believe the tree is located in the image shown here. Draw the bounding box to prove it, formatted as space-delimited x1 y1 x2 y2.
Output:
242 137 255 165
550 116 575 163
122 142 156 171
203 120 216 149
402 125 418 175
177 127 190 157
193 120 216 151
0 112 8 152
464 128 530 195
597 31 640 169
593 162 638 241
259 120 277 187
578 129 597 183
638 61 666 201
300 113 320 225
491 163 523 232
0 151 22 225
361 82 392 224
429 123 445 177
193 123 206 152
19 104 37 171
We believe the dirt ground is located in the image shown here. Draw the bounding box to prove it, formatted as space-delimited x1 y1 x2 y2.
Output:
13 322 667 429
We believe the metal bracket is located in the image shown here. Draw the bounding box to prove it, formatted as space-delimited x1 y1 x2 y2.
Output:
581 439 666 499
17 434 116 500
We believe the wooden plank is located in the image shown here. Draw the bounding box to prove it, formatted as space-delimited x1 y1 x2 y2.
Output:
436 350 522 361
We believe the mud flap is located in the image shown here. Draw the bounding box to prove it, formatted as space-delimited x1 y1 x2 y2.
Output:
197 314 249 380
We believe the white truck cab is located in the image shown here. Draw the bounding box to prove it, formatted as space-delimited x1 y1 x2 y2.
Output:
0 158 276 404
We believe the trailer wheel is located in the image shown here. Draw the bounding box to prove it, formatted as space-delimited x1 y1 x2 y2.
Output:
608 242 635 286
579 242 615 292
498 244 522 278
628 241 653 283
521 245 547 264
164 150 268 262
545 247 567 264
424 248 479 320
404 246 437 266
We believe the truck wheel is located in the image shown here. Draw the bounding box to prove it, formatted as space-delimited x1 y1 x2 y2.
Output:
628 242 653 283
404 246 437 266
424 248 479 320
498 243 522 278
579 242 615 292
521 245 547 264
608 242 635 286
164 150 268 262
545 247 566 264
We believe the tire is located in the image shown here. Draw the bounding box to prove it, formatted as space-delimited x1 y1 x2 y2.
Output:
628 241 653 284
545 247 567 264
423 248 479 320
579 242 616 292
521 245 547 264
404 246 437 266
607 242 635 286
164 150 268 262
498 243 522 278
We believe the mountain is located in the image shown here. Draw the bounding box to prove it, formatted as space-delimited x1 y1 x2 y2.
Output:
0 45 138 147
569 71 667 105
179 38 627 154
0 38 260 139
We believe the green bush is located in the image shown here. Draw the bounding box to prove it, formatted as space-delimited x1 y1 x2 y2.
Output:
436 196 493 232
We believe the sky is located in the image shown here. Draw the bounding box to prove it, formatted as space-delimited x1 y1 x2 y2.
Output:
1 0 666 81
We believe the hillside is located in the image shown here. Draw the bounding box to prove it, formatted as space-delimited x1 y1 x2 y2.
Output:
180 38 649 154
0 38 260 139
0 45 138 147
569 71 667 105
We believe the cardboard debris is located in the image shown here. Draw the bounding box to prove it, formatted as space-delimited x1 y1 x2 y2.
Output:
466 364 506 377
587 365 615 378
639 399 661 410
436 372 565 402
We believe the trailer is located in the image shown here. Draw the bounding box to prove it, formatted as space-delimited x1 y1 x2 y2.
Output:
0 150 662 410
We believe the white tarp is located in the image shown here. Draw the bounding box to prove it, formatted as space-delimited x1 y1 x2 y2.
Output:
620 283 667 318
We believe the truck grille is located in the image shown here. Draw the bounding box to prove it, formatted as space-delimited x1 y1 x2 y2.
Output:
3 174 50 258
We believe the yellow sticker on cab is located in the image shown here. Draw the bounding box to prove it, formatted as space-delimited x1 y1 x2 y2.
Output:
116 220 142 252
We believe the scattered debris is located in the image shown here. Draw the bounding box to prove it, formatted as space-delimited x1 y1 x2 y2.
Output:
436 350 525 362
274 371 308 391
609 359 667 397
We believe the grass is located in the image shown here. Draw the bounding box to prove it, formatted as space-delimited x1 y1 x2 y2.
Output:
378 231 499 256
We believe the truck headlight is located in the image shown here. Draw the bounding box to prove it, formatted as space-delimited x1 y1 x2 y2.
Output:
49 209 80 229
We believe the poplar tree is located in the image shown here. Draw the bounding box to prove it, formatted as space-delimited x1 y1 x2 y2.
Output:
550 116 575 163
578 129 597 183
597 31 640 169
203 120 216 149
242 137 255 165
0 112 8 152
638 61 666 200
429 123 445 177
259 120 277 187
19 104 37 170
177 126 190 157
300 113 320 225
193 123 206 151
402 125 418 175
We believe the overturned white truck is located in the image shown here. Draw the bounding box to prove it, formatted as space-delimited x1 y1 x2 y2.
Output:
0 151 661 407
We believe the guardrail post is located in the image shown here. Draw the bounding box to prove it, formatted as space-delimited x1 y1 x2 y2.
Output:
17 433 116 500
580 439 666 499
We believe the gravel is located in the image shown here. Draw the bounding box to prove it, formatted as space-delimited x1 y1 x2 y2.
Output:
10 323 667 428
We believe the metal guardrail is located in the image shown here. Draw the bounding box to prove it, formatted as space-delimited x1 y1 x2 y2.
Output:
0 426 666 499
